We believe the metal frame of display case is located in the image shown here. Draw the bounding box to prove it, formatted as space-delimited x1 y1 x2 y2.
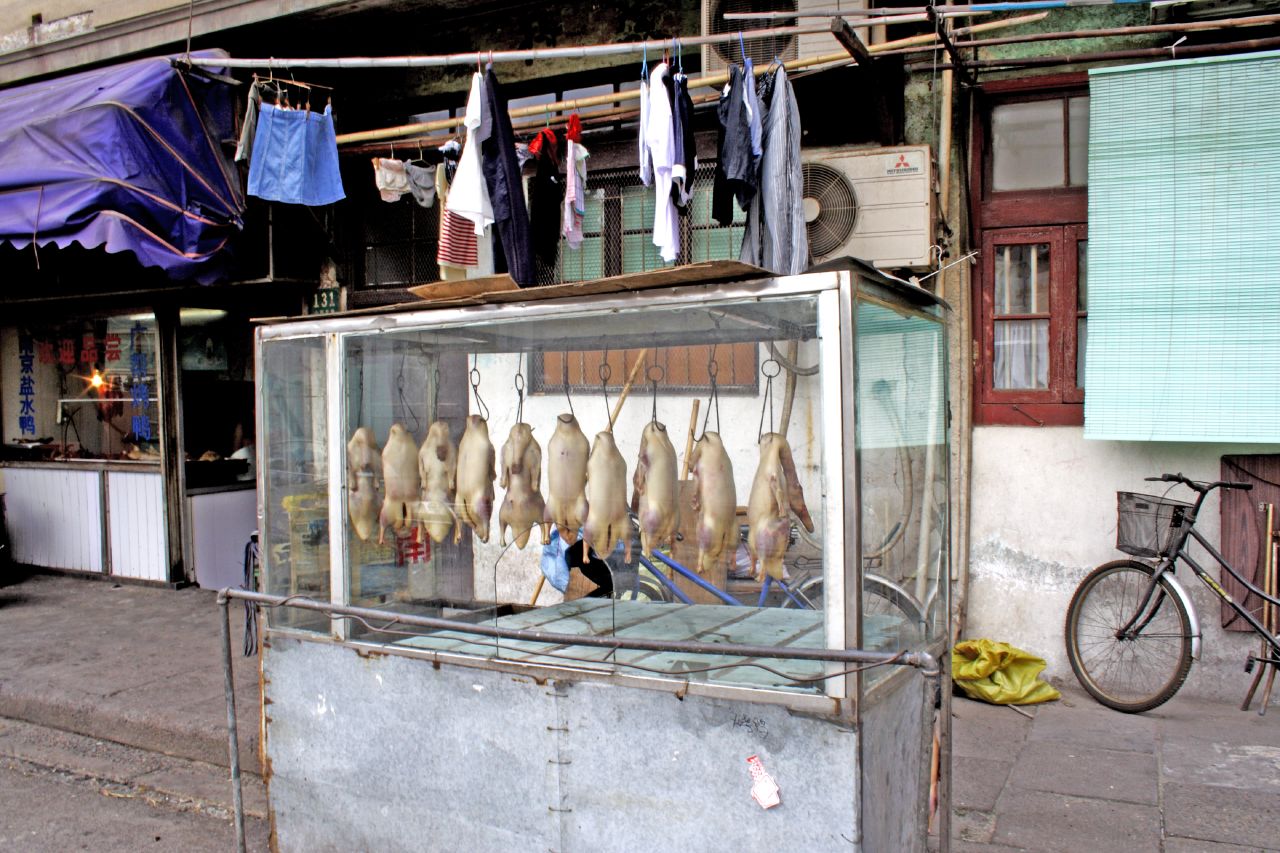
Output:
253 268 949 720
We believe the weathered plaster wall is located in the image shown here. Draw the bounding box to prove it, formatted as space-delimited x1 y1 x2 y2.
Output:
968 426 1279 702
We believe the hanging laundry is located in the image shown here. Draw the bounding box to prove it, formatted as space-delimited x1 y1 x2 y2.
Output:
646 61 678 264
247 102 345 207
527 127 564 268
447 72 495 234
437 162 479 278
740 66 809 276
743 58 764 161
234 81 270 164
712 65 757 227
562 114 589 250
670 71 696 212
372 158 410 202
480 68 536 287
404 163 436 208
638 60 653 188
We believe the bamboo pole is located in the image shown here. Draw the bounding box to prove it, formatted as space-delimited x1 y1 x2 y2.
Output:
883 12 1280 55
336 13 1046 147
919 34 1280 70
607 350 649 431
680 399 700 480
189 24 834 70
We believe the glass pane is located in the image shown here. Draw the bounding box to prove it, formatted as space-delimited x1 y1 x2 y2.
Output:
1076 241 1088 311
1077 317 1087 389
992 100 1066 191
993 243 1050 315
260 336 330 631
2 316 161 459
1068 96 1089 187
180 309 255 490
331 294 831 695
856 301 949 687
993 319 1050 389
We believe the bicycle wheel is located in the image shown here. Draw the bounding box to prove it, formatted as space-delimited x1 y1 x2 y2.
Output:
781 574 926 647
1064 559 1193 713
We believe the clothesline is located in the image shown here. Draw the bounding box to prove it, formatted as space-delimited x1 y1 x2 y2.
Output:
334 12 1045 147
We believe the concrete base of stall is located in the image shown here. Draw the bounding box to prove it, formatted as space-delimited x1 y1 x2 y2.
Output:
967 426 1280 703
261 635 932 852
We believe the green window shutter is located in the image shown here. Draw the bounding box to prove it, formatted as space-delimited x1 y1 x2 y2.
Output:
1084 52 1280 442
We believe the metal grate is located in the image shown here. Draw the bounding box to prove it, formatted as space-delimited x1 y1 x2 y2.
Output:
363 198 440 288
554 162 745 285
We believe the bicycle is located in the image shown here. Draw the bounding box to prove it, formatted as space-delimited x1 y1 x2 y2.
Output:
1064 472 1280 713
611 522 928 650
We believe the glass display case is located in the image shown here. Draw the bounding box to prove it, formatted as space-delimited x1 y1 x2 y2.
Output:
256 267 949 701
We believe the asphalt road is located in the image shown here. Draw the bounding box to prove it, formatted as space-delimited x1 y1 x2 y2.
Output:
0 756 270 852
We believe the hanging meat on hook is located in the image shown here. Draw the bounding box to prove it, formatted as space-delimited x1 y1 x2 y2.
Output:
688 431 737 575
747 432 814 582
584 430 631 564
347 426 382 542
498 422 548 548
417 420 458 545
455 415 497 543
631 421 679 557
378 423 421 544
544 413 590 542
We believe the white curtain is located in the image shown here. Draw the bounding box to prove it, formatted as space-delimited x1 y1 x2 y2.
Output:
994 320 1049 389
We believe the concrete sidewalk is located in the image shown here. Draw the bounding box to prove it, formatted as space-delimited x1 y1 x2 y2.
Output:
2 570 1278 851
950 685 1280 851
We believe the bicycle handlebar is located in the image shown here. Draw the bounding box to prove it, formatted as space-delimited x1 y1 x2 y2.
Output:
1144 472 1252 492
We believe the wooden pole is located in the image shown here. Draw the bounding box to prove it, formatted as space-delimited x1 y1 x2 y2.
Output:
530 574 546 606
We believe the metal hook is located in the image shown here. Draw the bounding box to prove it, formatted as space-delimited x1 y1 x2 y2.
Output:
562 351 575 419
758 356 780 440
700 344 721 438
514 361 526 424
647 364 665 423
599 355 613 427
469 355 489 422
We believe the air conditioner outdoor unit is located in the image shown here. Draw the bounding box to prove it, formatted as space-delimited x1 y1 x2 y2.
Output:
700 0 867 76
802 145 935 271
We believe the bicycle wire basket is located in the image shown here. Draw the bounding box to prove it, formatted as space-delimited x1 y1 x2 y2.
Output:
1115 491 1194 559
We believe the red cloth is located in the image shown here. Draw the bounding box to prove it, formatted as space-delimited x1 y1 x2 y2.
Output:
565 113 582 143
528 127 557 161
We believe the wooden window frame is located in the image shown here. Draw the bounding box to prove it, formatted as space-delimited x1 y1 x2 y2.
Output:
971 76 1089 426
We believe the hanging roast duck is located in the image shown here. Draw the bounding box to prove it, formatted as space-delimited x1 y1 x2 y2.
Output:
346 426 382 542
688 431 737 575
455 414 497 543
746 432 814 581
498 422 547 548
378 423 421 544
584 430 631 564
417 419 458 545
631 421 679 557
544 413 590 542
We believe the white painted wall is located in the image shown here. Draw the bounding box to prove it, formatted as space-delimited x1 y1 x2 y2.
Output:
968 425 1279 702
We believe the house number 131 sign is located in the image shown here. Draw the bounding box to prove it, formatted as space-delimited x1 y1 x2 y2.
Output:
312 287 339 314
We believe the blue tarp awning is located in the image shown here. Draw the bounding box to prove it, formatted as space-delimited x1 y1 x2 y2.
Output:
0 50 245 284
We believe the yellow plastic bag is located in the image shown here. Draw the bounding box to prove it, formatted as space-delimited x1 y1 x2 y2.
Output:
952 639 1061 705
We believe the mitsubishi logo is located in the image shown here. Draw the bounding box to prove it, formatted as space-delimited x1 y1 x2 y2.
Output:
894 154 911 169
